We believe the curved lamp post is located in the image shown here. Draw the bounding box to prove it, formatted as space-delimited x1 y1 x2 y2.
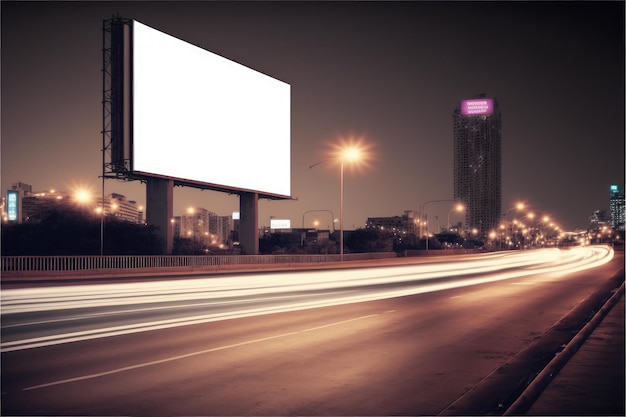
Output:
301 209 336 247
448 203 465 231
310 140 370 260
420 199 463 250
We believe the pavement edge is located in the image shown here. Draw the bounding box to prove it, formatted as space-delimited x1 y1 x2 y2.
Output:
503 279 625 416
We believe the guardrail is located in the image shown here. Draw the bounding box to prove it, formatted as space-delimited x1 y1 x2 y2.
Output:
1 252 397 273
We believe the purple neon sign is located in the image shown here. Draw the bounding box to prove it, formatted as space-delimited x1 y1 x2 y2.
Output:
461 98 494 115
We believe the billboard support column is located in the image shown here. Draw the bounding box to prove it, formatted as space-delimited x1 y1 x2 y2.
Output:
146 178 174 254
240 192 259 255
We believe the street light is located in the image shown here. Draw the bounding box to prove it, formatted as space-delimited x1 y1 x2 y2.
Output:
310 137 372 260
301 209 336 247
420 199 463 250
504 202 525 249
515 212 535 249
73 188 92 205
448 203 465 231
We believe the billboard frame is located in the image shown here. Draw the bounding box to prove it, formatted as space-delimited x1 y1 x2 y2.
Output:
102 17 291 201
101 16 291 254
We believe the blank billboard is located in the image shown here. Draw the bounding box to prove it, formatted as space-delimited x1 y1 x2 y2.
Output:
270 218 291 229
132 20 291 198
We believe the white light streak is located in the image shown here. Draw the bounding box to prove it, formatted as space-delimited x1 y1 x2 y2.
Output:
0 246 614 352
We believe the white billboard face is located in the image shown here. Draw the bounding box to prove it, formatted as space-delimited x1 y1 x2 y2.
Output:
270 218 291 229
132 20 291 197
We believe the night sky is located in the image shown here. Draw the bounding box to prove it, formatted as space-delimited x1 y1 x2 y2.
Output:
2 1 624 232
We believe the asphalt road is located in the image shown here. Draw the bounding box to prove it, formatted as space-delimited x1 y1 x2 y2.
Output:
1 247 623 416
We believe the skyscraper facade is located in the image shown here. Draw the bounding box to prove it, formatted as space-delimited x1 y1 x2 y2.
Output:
609 184 625 231
453 95 502 236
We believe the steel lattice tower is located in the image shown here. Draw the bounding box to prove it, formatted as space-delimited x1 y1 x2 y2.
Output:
453 95 502 236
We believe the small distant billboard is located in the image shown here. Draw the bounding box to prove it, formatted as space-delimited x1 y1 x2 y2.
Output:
270 218 291 229
461 98 494 116
6 190 19 222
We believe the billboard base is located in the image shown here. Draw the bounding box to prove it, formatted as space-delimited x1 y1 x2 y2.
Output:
146 178 174 254
240 192 259 255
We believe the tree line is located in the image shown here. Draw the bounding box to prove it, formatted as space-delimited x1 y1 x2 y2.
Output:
2 206 482 256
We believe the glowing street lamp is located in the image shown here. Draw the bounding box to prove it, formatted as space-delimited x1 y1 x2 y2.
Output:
516 212 535 229
513 212 535 249
338 146 361 260
420 200 463 250
504 202 525 249
310 136 373 260
73 188 92 205
448 203 465 231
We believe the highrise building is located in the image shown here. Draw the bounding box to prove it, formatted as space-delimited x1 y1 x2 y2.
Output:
609 184 625 231
453 94 502 236
180 207 213 242
589 209 608 231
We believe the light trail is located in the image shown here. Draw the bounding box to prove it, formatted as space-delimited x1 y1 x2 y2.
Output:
0 246 614 352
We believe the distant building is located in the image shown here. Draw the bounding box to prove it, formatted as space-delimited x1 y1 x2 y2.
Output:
4 182 144 224
217 215 234 247
97 193 143 224
453 94 502 236
10 183 75 223
179 207 212 243
12 182 32 195
589 209 608 230
366 210 419 235
609 184 625 231
175 207 231 248
172 216 182 238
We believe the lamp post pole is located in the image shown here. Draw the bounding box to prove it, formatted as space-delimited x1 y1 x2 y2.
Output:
301 209 335 247
340 159 344 261
310 138 369 260
504 203 524 250
516 213 535 249
448 203 464 231
421 199 461 251
309 158 347 260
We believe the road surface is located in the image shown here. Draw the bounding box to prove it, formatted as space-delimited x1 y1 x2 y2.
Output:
1 246 622 415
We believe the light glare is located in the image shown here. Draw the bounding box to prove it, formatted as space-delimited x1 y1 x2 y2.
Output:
327 135 374 172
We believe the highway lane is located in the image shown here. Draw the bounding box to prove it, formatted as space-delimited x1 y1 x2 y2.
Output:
1 246 613 351
1 246 623 416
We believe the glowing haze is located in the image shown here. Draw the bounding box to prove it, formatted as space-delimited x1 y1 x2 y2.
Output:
1 2 623 230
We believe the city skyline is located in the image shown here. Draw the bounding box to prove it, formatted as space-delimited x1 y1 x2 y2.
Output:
2 1 624 232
